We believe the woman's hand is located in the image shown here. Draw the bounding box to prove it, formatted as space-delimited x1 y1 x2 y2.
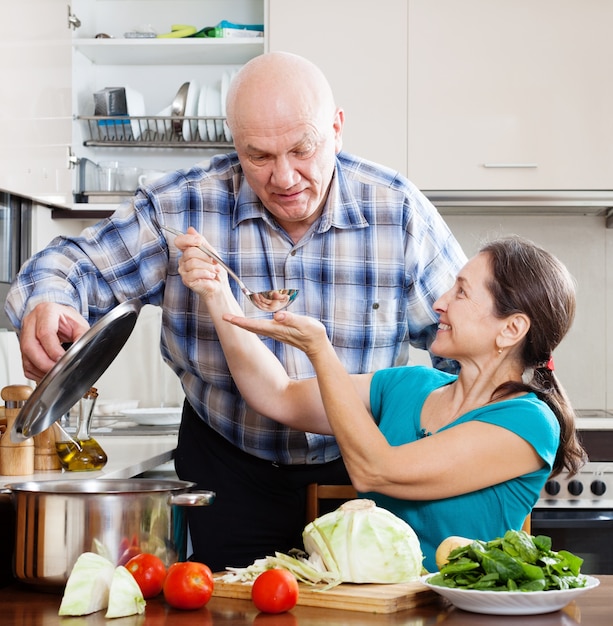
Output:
174 227 228 299
223 310 329 359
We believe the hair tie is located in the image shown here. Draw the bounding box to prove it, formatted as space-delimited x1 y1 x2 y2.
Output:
546 356 554 371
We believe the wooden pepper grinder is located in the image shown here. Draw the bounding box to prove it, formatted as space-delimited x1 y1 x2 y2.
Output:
0 384 34 475
33 424 62 471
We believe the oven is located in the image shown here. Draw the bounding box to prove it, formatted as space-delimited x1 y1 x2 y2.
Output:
531 421 613 574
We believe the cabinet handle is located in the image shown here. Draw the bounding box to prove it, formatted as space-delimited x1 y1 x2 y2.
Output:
482 163 538 168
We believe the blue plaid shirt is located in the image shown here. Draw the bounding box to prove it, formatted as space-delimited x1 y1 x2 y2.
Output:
6 151 466 464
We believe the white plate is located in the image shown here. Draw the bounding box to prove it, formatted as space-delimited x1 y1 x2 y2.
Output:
197 84 208 140
182 80 200 141
421 574 600 616
220 71 232 141
124 86 146 139
205 83 222 141
120 407 182 426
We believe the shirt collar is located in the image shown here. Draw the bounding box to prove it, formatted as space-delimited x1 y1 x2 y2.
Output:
232 158 370 234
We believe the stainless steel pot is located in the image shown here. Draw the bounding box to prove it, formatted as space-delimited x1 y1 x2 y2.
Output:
1 478 214 590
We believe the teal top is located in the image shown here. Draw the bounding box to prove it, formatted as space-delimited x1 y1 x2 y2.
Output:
368 365 560 573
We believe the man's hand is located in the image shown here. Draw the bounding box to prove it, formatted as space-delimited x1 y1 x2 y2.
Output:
175 227 225 298
19 302 90 381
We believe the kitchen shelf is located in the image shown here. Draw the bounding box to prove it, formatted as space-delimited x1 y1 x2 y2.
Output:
78 115 233 148
73 38 265 66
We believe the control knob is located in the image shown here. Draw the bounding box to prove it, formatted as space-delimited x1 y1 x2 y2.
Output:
591 480 606 497
544 480 560 496
567 480 583 496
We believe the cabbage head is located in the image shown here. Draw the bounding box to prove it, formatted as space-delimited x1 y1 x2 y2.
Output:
302 499 423 583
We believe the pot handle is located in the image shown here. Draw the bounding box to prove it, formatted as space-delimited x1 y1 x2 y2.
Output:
169 490 215 507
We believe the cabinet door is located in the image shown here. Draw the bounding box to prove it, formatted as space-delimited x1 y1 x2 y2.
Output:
0 0 72 202
268 0 408 175
408 0 613 191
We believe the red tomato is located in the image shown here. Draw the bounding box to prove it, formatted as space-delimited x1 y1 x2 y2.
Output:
125 553 167 598
163 561 214 610
251 569 299 614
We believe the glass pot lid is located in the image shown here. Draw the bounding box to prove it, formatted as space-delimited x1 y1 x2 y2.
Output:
11 299 142 441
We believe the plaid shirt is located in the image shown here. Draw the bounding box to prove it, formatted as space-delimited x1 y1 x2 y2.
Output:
6 151 466 464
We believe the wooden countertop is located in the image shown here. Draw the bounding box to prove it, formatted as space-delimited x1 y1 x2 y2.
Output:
0 575 610 625
0 434 177 488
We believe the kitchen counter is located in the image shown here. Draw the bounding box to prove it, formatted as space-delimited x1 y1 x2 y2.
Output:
0 434 177 488
0 575 610 626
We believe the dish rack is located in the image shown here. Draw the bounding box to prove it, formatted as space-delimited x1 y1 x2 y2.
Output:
78 115 234 148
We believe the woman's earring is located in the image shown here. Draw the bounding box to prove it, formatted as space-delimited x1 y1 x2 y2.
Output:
497 348 503 355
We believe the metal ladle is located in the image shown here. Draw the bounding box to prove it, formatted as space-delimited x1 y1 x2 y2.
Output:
162 226 299 313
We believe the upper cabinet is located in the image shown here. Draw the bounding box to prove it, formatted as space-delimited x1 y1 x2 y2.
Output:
70 0 265 205
267 0 408 176
407 0 613 191
0 0 265 208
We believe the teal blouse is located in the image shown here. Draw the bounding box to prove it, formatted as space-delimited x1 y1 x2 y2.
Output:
367 365 560 572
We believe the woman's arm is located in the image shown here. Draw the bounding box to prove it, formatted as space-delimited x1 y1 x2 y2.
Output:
224 311 544 498
174 229 369 434
177 231 543 500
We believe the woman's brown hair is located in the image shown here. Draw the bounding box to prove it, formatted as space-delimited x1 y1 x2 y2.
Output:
482 236 586 477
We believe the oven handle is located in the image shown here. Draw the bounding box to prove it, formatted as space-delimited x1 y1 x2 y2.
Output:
532 510 613 528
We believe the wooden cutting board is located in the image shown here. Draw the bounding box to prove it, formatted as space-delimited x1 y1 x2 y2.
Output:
213 576 438 614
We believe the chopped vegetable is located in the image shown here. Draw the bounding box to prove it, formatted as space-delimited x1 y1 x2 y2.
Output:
58 552 115 616
105 565 146 618
428 530 588 592
217 499 423 587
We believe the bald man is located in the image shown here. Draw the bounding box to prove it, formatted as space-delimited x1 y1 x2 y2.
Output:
5 52 467 571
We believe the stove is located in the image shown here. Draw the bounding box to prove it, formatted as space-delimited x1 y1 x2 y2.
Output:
531 424 613 574
536 462 613 509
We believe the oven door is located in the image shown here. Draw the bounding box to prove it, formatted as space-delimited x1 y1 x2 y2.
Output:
531 509 613 574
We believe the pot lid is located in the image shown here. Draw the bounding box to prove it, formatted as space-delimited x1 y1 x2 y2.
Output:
11 299 142 441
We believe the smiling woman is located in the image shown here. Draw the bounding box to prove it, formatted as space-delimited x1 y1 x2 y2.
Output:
183 235 585 572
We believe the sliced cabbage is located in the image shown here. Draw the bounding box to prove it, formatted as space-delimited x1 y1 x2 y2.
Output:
58 552 115 616
302 499 423 583
105 565 146 618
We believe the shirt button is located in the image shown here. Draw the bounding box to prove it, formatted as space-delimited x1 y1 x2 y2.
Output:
372 302 380 310
290 250 297 256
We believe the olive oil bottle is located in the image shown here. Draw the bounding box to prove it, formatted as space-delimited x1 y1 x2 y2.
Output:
55 388 107 471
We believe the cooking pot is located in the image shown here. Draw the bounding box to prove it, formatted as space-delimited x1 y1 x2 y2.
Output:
1 479 214 590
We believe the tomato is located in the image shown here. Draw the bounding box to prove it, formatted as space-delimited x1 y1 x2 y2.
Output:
163 561 214 610
251 569 299 614
125 553 167 598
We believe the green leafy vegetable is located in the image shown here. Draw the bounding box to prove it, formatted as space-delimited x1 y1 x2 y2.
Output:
428 530 588 592
302 499 423 583
105 565 146 618
58 552 115 616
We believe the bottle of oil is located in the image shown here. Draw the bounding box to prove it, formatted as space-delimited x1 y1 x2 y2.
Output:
55 387 107 471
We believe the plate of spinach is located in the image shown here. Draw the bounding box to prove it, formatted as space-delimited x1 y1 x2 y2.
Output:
422 530 599 615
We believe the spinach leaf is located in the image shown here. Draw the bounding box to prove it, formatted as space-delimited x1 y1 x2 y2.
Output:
433 530 588 592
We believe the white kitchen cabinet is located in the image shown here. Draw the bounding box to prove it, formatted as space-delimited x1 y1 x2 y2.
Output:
407 0 613 191
267 0 408 176
0 0 265 208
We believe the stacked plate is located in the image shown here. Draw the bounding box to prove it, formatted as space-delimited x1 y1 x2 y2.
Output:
161 70 238 142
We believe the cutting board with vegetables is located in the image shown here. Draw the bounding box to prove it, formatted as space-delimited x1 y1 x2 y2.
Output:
213 577 437 614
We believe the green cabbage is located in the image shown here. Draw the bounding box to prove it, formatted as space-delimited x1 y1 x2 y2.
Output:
302 499 423 583
105 565 146 618
58 552 115 616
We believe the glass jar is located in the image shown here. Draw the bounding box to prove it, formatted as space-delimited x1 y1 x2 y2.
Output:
54 387 107 471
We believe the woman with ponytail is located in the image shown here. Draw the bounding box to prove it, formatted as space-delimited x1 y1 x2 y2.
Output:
175 232 586 572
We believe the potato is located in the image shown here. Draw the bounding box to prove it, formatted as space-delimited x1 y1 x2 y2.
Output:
435 536 473 570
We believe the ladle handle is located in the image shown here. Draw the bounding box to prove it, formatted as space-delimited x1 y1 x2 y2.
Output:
161 225 251 294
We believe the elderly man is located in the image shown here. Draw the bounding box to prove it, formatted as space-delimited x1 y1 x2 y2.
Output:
5 52 466 571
